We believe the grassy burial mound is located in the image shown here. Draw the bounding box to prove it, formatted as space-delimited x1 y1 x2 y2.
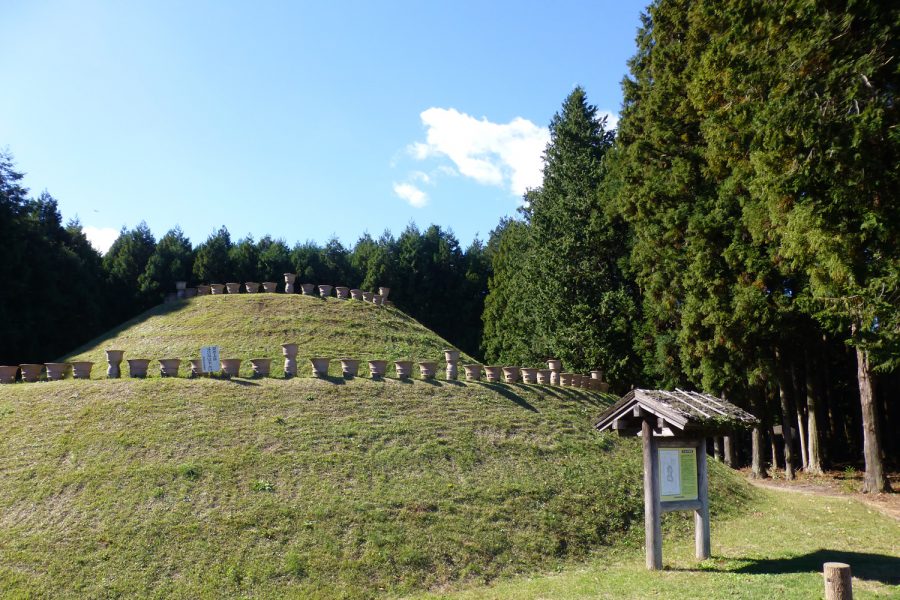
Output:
64 294 473 378
1 297 758 597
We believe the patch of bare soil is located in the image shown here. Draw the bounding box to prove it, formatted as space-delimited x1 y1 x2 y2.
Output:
741 468 900 522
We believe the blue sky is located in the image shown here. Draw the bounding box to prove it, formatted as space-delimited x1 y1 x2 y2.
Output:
1 0 648 253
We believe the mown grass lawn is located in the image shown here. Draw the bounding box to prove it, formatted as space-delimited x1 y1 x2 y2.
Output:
1 376 695 598
417 487 900 599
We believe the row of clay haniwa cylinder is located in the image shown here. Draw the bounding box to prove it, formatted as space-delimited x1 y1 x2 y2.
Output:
4 351 608 389
189 277 391 303
281 347 462 379
0 362 98 383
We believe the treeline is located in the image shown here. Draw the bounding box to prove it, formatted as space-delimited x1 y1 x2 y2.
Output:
0 153 490 363
482 1 898 491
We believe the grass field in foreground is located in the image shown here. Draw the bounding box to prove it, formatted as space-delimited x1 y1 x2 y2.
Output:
417 487 900 599
0 376 752 598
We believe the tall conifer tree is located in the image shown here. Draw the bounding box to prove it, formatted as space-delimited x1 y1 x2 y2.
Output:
526 87 639 386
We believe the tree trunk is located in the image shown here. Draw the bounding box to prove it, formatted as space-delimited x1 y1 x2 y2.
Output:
770 426 780 473
775 349 796 480
792 364 808 471
805 348 824 475
855 343 891 493
723 435 736 468
751 386 768 478
713 437 722 461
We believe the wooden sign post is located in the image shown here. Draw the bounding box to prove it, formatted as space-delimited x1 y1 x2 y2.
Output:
643 417 709 569
595 389 757 570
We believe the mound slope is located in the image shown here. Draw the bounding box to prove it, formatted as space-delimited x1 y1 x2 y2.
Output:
64 294 473 377
2 296 757 598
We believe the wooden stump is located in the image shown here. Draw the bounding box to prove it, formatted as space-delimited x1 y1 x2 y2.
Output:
824 562 852 600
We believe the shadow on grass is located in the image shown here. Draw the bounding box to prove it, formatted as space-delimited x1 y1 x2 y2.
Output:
693 549 900 585
60 300 193 361
477 382 539 413
226 378 260 387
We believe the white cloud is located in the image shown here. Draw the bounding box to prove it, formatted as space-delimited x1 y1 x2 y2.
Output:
408 108 550 196
83 226 119 255
599 110 619 130
393 183 428 208
409 171 431 184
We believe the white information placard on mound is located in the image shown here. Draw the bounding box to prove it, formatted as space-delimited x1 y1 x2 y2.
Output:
200 346 220 373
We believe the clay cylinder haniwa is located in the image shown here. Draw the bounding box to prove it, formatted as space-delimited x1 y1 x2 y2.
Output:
483 366 501 382
362 291 374 302
284 273 297 294
245 282 261 293
300 283 316 296
502 366 520 383
71 361 94 380
106 350 124 378
175 281 187 299
0 365 19 384
335 286 350 299
158 358 181 377
196 285 211 296
210 284 226 295
550 371 560 386
463 364 483 381
372 294 384 306
394 360 413 379
378 286 390 301
250 358 271 377
225 282 241 294
281 343 298 377
547 359 562 371
444 349 460 362
559 373 574 387
310 357 330 378
520 367 538 384
19 364 43 382
536 369 552 384
340 358 360 378
262 282 278 293
368 360 387 378
318 285 333 298
220 358 242 378
45 363 71 381
446 361 458 380
418 361 438 380
127 359 151 378
189 359 203 378
350 289 363 300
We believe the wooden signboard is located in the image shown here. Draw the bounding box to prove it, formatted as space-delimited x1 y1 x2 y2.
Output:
595 389 757 570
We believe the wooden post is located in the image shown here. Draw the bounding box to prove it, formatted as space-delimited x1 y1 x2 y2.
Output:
823 562 852 600
695 437 711 560
642 417 662 570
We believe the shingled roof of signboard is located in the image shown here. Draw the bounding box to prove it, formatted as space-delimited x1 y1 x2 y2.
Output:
594 388 759 435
